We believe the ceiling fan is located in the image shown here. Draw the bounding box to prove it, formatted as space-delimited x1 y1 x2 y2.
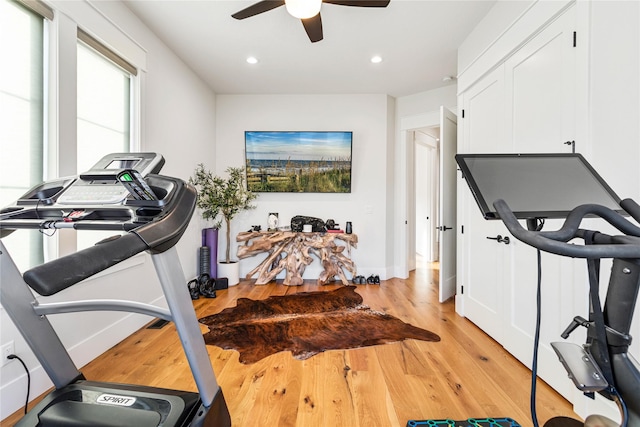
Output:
231 0 390 43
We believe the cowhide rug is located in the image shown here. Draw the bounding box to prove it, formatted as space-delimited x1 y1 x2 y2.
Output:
198 286 440 364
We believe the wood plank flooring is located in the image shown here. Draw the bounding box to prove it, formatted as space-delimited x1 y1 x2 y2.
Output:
3 262 578 426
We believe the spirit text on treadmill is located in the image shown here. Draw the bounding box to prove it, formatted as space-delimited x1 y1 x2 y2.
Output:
97 394 137 406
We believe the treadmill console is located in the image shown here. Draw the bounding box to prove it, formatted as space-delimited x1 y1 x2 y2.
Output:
0 152 178 236
57 153 164 205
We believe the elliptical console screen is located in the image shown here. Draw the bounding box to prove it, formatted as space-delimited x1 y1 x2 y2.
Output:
456 153 623 219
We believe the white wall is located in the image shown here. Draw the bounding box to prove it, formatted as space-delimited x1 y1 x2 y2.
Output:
1 0 216 419
396 85 457 119
588 0 640 199
214 94 395 280
384 95 397 274
586 4 640 417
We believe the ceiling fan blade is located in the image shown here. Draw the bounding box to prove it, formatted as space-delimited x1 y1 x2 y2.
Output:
232 0 285 20
301 13 323 43
323 0 390 7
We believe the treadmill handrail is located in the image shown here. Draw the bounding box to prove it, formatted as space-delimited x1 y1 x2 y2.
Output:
131 178 196 253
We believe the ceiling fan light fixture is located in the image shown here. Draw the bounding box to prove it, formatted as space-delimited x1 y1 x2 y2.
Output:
285 0 322 19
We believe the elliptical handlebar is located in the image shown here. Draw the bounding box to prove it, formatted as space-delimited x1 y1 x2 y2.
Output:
620 198 640 224
493 199 640 259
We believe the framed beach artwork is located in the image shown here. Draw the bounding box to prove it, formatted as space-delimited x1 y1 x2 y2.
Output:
244 131 353 193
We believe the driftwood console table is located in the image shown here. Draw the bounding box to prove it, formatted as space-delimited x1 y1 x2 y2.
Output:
236 231 358 286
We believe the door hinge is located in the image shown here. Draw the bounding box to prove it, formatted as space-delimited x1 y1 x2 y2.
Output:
573 31 577 47
461 225 464 234
462 109 465 118
461 285 464 294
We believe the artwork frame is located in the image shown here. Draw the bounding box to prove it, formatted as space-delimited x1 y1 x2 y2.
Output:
244 131 352 193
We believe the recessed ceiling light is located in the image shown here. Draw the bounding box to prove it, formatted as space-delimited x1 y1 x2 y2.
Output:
246 56 258 64
370 55 382 64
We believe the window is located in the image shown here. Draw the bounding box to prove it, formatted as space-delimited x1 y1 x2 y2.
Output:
0 0 140 266
75 30 137 251
76 29 134 173
0 0 48 270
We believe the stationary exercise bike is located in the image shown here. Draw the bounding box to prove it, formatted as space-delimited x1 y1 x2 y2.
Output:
0 153 231 426
456 153 640 427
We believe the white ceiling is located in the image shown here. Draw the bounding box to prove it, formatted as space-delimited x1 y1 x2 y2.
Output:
122 0 496 98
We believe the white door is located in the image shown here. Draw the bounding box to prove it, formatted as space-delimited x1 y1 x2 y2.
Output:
460 3 578 398
502 5 577 398
458 66 508 340
437 107 457 302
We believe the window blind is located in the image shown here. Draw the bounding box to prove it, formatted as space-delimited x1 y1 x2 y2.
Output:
13 0 53 20
77 28 137 76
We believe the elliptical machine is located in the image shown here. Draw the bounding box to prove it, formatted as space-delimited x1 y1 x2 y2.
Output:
0 153 231 426
456 153 640 427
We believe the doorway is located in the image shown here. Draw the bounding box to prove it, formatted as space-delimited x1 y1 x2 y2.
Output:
397 107 457 303
414 128 439 264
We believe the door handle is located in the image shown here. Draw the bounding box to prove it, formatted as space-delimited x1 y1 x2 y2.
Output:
436 226 453 231
486 235 510 244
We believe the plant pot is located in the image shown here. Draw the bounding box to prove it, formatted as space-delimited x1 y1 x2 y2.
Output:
217 261 239 286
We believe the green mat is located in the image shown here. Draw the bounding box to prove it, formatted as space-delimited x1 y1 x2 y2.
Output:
407 418 521 427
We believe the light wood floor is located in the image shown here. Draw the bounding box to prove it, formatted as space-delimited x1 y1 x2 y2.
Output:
4 262 578 426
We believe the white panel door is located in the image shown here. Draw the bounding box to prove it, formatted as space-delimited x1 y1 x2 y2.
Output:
438 107 458 302
458 66 510 342
502 5 578 398
506 7 577 154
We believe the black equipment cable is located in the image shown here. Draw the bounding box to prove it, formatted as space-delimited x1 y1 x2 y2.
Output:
530 248 543 427
527 217 545 427
613 388 629 427
7 354 30 414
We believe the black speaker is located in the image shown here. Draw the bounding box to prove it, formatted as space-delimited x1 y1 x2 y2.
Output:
214 277 228 290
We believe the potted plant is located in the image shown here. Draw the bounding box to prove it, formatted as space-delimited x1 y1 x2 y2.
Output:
190 164 257 285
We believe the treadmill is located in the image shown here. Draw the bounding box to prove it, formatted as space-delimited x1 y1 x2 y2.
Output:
0 153 231 427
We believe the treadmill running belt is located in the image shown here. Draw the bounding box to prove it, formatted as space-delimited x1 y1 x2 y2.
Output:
38 400 161 426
